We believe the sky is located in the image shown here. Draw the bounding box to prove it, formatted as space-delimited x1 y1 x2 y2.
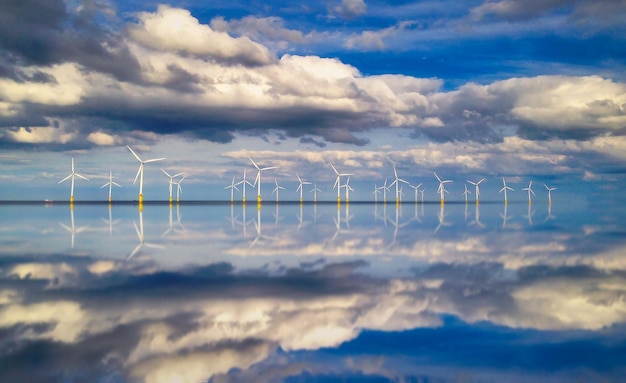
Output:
1 0 626 201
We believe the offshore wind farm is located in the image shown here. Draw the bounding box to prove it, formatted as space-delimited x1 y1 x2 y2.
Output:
2 1 625 382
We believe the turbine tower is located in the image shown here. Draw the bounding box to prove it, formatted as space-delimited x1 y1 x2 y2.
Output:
330 163 352 204
272 178 285 203
59 157 89 203
522 180 535 204
343 176 354 203
225 177 240 203
100 170 121 203
468 178 485 204
311 182 322 204
372 184 381 203
174 176 185 203
379 178 390 203
499 177 514 204
296 174 312 204
390 164 409 205
410 183 422 204
249 156 277 204
236 169 255 203
544 184 556 204
434 172 452 204
463 184 471 203
161 169 183 203
127 145 165 204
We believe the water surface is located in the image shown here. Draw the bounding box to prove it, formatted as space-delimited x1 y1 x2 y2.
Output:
1 200 625 382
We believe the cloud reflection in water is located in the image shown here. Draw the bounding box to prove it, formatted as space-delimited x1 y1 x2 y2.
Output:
0 201 625 382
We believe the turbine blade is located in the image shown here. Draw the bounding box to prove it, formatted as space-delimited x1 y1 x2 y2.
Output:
127 145 142 162
433 172 442 182
161 168 171 177
112 182 121 187
133 164 143 184
248 156 260 170
144 157 166 163
59 174 72 184
261 166 277 171
330 163 339 175
75 173 89 181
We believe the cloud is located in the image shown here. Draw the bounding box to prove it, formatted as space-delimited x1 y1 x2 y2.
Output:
127 5 274 67
0 0 141 82
344 21 419 51
210 15 308 49
333 0 368 19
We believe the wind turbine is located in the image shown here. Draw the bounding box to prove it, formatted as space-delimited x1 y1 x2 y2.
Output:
467 178 485 204
330 163 353 204
390 165 409 205
379 178 390 203
499 177 514 204
59 157 89 203
311 182 322 203
162 169 184 203
434 172 453 204
522 180 535 204
544 184 556 204
59 208 89 248
236 168 255 203
372 184 381 203
343 176 354 203
463 184 471 203
410 183 423 204
249 156 277 204
100 170 120 203
225 176 240 203
272 178 284 202
127 145 165 203
173 176 185 203
296 174 312 203
419 188 425 203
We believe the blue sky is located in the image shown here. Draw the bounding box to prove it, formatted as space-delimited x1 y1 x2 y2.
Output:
1 0 625 201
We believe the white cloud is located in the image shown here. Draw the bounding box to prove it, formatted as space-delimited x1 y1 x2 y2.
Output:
334 0 368 19
127 5 274 66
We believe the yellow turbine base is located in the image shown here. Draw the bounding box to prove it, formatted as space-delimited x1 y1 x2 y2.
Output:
257 195 262 204
346 198 350 204
299 198 303 204
243 197 246 203
337 196 341 205
440 199 445 205
138 203 143 212
395 198 399 205
138 194 143 204
69 195 74 203
108 198 112 204
169 196 172 203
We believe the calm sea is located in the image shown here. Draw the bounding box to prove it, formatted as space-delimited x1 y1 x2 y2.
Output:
1 199 625 382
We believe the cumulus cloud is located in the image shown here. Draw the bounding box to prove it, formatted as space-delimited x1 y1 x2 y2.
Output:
1 3 625 152
127 5 274 66
333 0 368 19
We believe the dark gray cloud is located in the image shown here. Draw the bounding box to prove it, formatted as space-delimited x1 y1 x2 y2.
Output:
0 0 142 83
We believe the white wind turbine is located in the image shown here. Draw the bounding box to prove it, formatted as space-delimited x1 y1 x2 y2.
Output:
544 184 556 204
249 157 277 203
390 164 409 204
463 184 471 203
467 178 485 204
434 172 453 204
161 169 184 203
59 157 89 203
330 163 353 204
410 183 423 204
379 178 390 203
225 176 239 203
522 180 535 204
372 184 381 203
100 170 120 203
499 177 514 204
174 176 185 202
272 178 285 202
311 182 322 203
296 174 312 203
127 145 165 203
236 168 255 203
343 176 354 203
